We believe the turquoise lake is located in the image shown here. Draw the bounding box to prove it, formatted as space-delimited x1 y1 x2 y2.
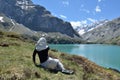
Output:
49 44 120 71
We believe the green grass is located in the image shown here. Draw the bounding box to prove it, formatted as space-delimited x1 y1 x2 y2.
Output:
109 36 120 45
0 31 120 80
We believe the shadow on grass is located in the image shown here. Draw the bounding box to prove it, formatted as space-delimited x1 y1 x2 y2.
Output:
35 64 74 75
35 64 59 74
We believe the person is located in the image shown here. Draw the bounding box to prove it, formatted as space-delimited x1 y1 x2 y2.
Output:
32 37 74 74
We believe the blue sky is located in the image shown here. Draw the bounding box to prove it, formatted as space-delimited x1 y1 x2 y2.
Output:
32 0 120 27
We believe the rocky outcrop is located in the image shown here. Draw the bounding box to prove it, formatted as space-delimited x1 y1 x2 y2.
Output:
0 0 80 37
82 17 120 44
0 13 36 36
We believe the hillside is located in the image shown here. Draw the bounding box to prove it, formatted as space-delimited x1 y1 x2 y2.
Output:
0 31 120 80
0 13 36 36
0 0 80 38
0 13 83 44
82 17 120 45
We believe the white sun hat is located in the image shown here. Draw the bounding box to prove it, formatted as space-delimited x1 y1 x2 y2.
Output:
35 37 48 51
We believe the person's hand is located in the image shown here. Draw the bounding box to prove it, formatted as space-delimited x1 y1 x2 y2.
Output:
34 63 41 67
35 64 42 67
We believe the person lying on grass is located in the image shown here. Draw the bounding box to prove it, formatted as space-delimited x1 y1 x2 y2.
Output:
32 37 74 74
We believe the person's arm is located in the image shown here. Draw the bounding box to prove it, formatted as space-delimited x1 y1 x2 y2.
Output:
32 49 37 66
47 47 50 50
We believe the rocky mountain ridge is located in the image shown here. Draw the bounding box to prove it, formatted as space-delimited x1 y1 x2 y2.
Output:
0 13 36 36
74 20 108 35
82 17 120 45
0 0 79 38
0 13 82 44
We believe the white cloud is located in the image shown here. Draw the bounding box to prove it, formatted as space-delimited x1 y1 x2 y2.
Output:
95 5 101 12
80 9 90 13
62 1 69 6
80 20 87 25
70 20 87 28
98 0 102 2
87 18 97 23
60 15 67 19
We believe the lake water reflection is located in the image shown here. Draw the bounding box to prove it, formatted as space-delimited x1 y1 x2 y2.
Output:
49 44 120 71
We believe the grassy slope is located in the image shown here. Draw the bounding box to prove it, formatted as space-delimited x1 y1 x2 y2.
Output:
0 31 120 80
105 36 120 45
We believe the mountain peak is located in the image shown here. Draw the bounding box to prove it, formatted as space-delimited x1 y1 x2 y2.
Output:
74 20 109 35
0 0 80 37
15 0 34 10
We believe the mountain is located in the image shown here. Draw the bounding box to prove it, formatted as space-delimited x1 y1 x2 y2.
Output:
74 20 108 35
0 13 36 36
82 17 120 45
0 13 82 44
0 0 79 38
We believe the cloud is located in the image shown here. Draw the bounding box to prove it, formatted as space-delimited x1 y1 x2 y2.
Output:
60 15 67 19
70 20 87 28
62 1 69 6
95 5 101 12
98 0 102 2
87 18 97 23
80 9 90 13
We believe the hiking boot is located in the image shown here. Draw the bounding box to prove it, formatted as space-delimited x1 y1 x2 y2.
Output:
62 69 74 74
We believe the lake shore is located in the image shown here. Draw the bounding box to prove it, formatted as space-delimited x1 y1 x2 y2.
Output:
50 44 120 71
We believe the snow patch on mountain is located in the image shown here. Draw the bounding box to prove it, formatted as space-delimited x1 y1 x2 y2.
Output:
78 29 85 35
0 16 4 22
71 20 108 35
16 0 34 10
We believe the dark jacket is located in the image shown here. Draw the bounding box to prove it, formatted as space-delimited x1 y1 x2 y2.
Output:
32 47 50 64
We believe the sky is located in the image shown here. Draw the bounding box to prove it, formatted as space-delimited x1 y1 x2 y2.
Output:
32 0 120 27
